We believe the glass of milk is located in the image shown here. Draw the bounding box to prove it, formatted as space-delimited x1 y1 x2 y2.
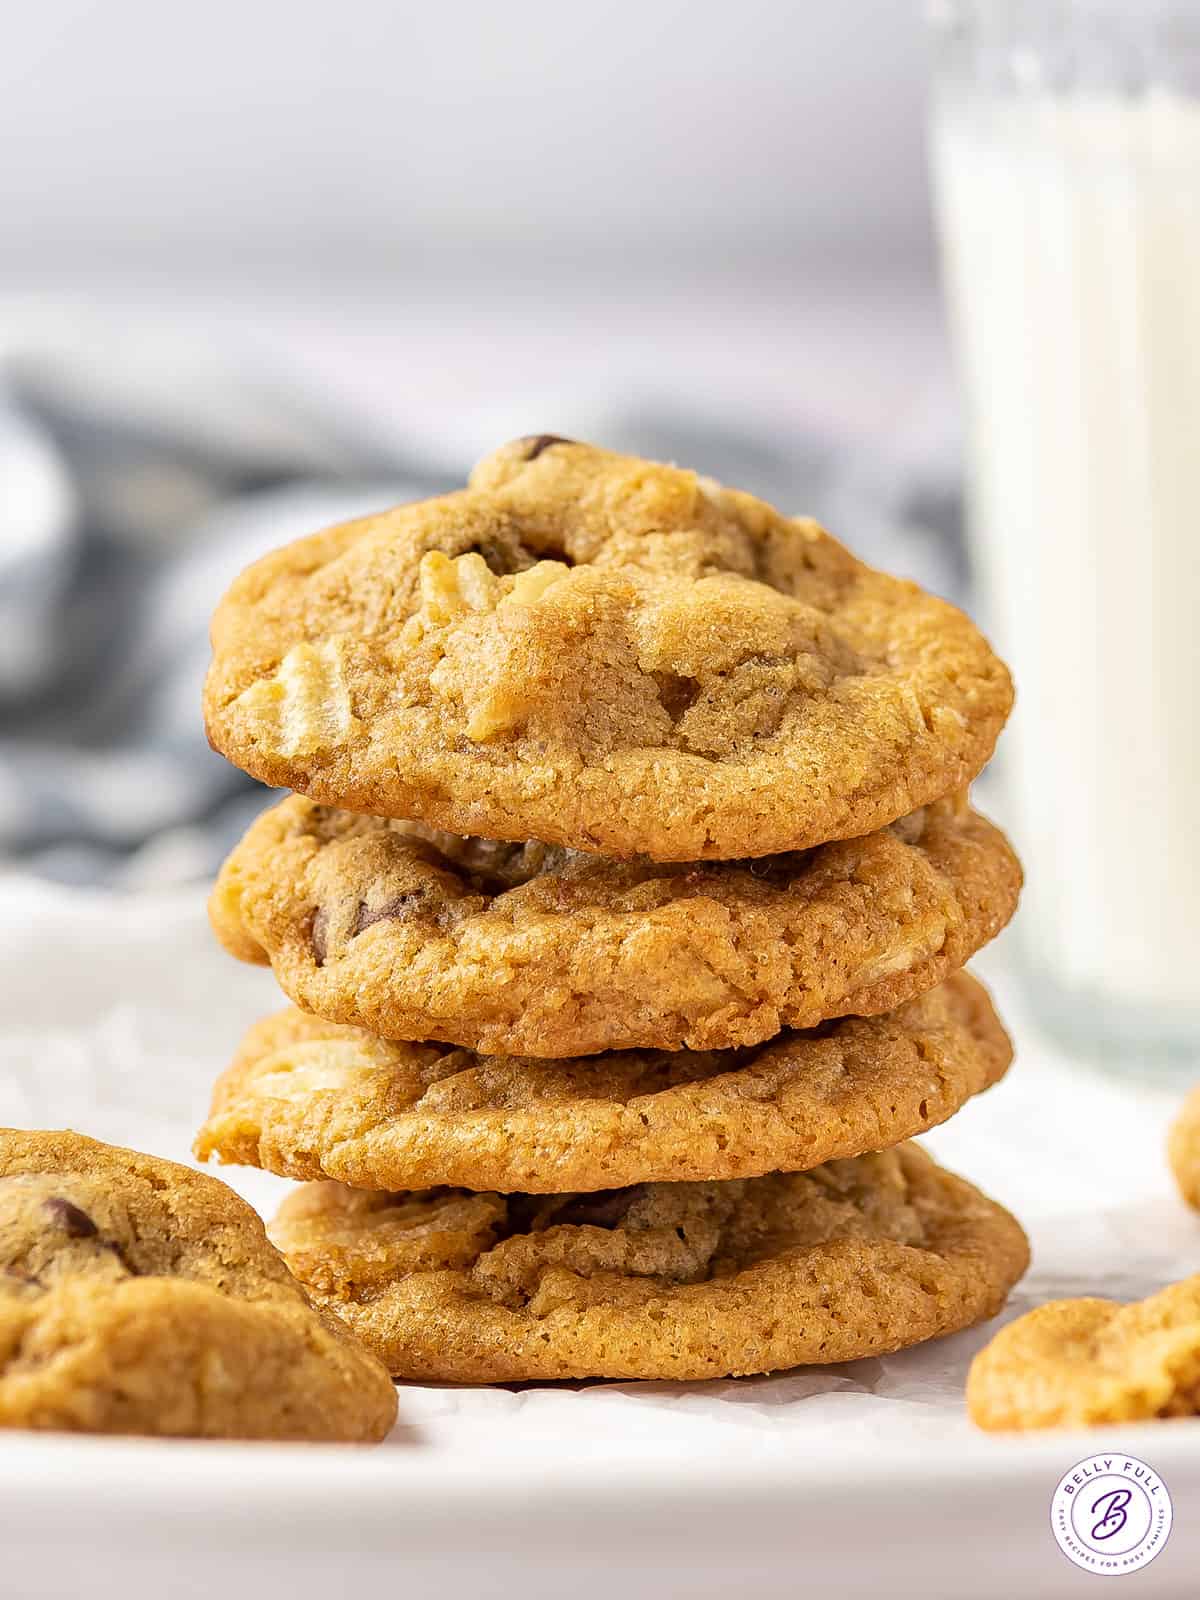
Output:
928 0 1200 1075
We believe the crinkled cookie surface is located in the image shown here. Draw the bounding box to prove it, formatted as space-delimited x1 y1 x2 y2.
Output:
968 1276 1200 1431
197 973 1010 1193
270 1143 1028 1382
204 438 1013 861
211 792 1020 1056
0 1129 397 1440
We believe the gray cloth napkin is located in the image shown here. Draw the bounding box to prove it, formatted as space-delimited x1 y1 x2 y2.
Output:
0 323 963 886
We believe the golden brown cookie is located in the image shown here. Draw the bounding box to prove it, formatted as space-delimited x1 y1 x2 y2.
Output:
1168 1086 1200 1210
197 973 1011 1193
211 792 1020 1056
269 1143 1028 1382
0 1129 397 1440
204 438 1013 861
968 1277 1200 1431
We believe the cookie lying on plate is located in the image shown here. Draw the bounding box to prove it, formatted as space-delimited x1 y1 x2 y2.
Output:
1168 1085 1200 1210
968 1276 1200 1431
197 973 1011 1193
0 1129 397 1440
269 1143 1028 1383
211 793 1020 1056
204 437 1013 862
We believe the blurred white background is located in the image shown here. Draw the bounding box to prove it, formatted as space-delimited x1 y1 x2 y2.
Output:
2 0 932 270
0 1 948 451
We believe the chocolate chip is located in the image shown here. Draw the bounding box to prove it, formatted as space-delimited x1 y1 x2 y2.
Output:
455 526 540 577
652 670 701 722
501 1195 543 1236
498 1187 646 1240
736 852 808 885
43 1197 98 1238
4 1265 43 1287
352 893 425 936
102 1238 141 1276
520 434 574 462
309 906 329 966
464 541 518 576
545 1187 646 1230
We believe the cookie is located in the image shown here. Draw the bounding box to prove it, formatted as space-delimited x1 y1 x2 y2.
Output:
0 1129 397 1440
204 437 1013 861
269 1143 1028 1382
968 1277 1200 1431
211 792 1020 1056
197 973 1011 1193
1168 1086 1200 1210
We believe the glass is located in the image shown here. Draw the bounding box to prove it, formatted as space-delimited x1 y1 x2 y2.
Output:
927 0 1200 1078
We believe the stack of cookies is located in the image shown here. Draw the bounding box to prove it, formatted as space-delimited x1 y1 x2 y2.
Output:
196 437 1029 1383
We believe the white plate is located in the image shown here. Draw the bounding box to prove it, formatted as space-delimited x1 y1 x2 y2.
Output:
3 876 1199 1599
4 1421 1199 1600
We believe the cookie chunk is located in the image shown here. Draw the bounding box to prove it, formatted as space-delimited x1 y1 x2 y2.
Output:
968 1277 1200 1431
0 1129 397 1440
269 1144 1028 1382
210 792 1020 1056
204 438 1013 861
197 973 1011 1193
1168 1086 1200 1210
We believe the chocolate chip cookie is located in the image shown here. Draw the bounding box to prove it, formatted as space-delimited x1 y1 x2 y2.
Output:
269 1143 1028 1382
197 973 1010 1193
968 1276 1200 1431
204 438 1013 861
211 792 1020 1056
0 1129 397 1440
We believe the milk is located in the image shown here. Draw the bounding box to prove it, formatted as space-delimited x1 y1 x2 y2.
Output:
932 91 1200 1059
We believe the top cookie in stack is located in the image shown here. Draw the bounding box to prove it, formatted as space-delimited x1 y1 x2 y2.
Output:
199 437 1027 1384
205 434 1012 862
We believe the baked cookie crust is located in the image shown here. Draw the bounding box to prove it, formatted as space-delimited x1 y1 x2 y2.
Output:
198 973 1011 1193
0 1129 397 1440
211 792 1020 1056
204 438 1013 861
270 1143 1028 1382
